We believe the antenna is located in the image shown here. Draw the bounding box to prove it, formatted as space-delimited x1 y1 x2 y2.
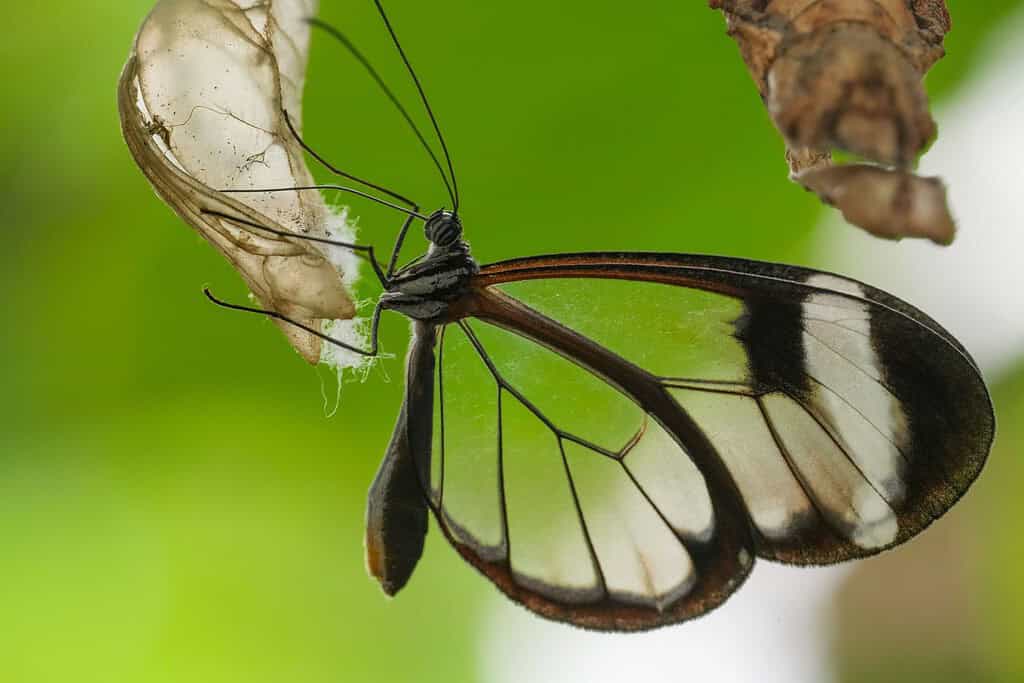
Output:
309 16 458 210
371 0 460 212
307 3 460 210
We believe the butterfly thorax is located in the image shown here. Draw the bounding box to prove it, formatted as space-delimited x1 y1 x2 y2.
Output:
380 210 478 322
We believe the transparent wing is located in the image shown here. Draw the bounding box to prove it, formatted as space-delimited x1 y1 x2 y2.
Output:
472 254 993 565
414 253 991 630
118 0 364 364
423 317 753 631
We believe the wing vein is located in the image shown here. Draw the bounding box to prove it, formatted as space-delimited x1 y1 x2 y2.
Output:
559 439 609 598
617 415 649 458
801 372 910 465
659 378 757 396
497 388 510 563
801 325 900 398
620 461 693 550
457 321 620 460
781 389 895 508
437 325 447 510
754 396 831 539
803 316 872 337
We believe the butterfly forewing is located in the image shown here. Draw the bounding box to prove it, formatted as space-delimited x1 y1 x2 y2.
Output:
413 253 992 629
485 255 989 555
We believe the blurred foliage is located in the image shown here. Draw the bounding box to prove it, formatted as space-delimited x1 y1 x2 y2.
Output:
981 365 1024 679
834 361 1024 683
0 1 1020 681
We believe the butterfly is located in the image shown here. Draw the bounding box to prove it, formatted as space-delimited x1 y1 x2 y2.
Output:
125 0 994 632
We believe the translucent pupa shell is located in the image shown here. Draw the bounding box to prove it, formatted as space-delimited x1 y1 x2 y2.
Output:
119 0 363 364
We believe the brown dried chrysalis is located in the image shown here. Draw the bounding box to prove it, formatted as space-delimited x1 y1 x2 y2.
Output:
711 0 957 244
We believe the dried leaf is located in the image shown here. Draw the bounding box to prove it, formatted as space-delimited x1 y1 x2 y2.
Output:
118 0 365 365
711 0 957 244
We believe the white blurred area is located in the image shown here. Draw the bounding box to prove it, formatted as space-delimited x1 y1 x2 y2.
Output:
480 9 1024 682
482 564 845 682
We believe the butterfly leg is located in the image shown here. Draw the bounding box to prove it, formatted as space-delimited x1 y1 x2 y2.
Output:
385 212 421 279
204 288 386 358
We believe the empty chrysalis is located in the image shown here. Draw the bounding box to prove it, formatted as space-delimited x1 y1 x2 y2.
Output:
118 0 368 370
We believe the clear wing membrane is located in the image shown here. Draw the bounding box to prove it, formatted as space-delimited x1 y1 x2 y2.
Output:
409 253 991 630
429 321 723 622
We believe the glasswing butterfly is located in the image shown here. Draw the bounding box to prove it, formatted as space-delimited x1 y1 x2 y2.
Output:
131 0 995 631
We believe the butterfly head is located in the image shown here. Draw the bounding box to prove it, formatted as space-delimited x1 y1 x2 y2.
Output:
424 209 463 248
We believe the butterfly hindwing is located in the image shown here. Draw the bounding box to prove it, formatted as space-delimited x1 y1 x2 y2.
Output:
423 312 754 630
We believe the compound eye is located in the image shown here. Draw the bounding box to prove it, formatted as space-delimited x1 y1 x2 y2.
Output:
436 221 458 246
425 212 462 246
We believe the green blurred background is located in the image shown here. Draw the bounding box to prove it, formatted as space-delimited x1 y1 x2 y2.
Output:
1 1 1021 681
